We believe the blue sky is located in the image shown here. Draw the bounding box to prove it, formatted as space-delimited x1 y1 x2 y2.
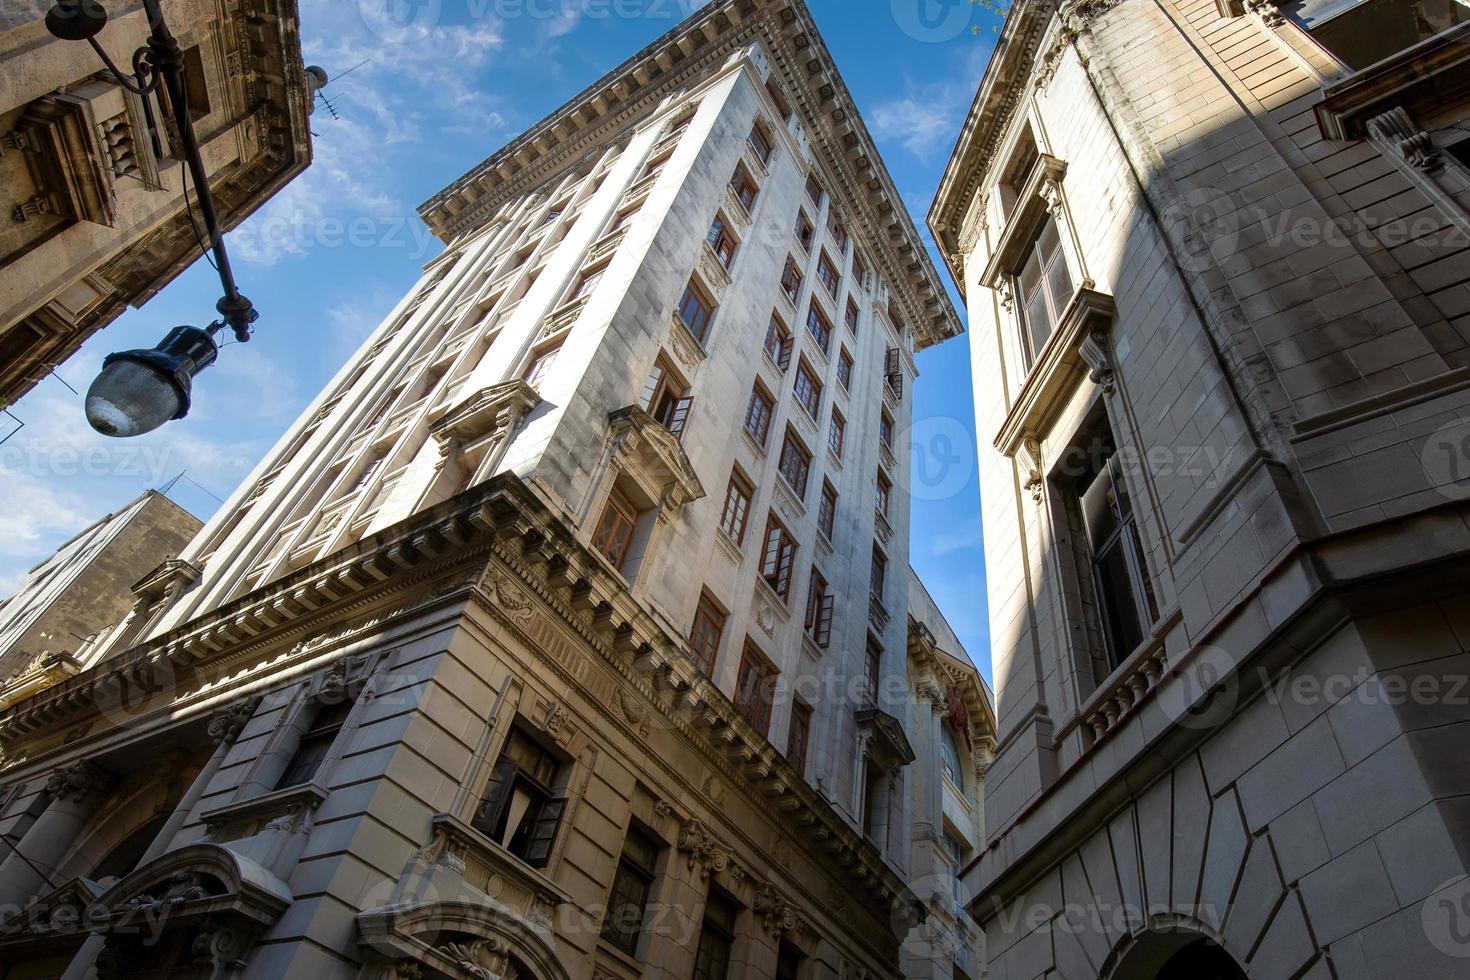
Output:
2 0 998 676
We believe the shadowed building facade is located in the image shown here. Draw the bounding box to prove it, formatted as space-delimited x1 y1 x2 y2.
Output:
0 2 986 979
0 0 317 406
0 490 200 705
929 0 1470 976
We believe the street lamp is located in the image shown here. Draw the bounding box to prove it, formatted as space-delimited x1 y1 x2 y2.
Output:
45 0 280 436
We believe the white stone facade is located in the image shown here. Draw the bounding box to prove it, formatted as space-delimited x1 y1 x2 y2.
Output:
0 3 971 979
931 0 1470 976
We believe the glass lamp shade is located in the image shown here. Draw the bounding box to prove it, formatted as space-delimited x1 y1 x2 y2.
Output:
85 326 218 437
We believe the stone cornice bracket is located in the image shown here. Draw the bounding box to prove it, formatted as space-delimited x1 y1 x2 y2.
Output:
1366 107 1443 173
1243 0 1285 27
207 697 260 746
44 759 109 803
676 817 729 881
1019 437 1045 503
752 880 804 936
1078 325 1116 394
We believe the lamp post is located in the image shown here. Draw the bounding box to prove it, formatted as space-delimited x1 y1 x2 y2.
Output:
44 0 308 435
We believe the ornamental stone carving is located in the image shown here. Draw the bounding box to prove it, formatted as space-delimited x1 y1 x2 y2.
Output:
753 881 802 935
676 818 729 880
439 936 517 980
1367 107 1443 173
44 760 106 803
207 698 259 746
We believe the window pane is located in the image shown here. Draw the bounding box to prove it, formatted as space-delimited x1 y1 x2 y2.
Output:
1094 537 1146 666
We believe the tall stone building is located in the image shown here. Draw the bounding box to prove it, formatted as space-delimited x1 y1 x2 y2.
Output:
0 490 200 706
0 0 318 406
930 0 1470 976
0 2 973 978
902 574 994 980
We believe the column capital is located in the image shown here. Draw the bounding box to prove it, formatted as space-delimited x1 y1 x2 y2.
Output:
44 760 108 804
207 697 260 746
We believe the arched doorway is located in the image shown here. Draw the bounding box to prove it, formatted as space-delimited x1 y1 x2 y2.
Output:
1105 921 1249 980
1156 937 1247 980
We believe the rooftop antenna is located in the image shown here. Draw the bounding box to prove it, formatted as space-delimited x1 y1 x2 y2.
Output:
311 58 369 127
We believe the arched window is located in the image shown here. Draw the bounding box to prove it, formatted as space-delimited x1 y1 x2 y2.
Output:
939 724 963 787
90 814 169 882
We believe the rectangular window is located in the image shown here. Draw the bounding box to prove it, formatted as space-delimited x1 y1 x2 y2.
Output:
817 481 837 540
693 890 738 980
795 210 815 252
522 341 562 389
642 357 694 439
761 515 798 599
828 410 846 459
719 471 754 545
870 547 887 604
676 279 717 345
865 639 882 704
602 826 660 956
749 122 774 164
731 164 760 212
879 409 894 450
805 173 825 208
1016 215 1074 363
678 279 717 343
884 346 904 401
707 215 738 268
845 298 860 333
764 315 793 370
275 698 352 789
571 264 606 301
786 702 812 777
793 361 822 419
816 252 841 297
875 470 891 518
837 349 853 391
690 591 727 676
806 302 833 356
804 567 834 648
852 252 869 291
767 80 792 122
472 726 566 868
827 212 850 253
593 490 639 571
1080 450 1160 668
735 641 779 736
1295 0 1470 71
780 258 803 305
778 430 812 499
744 383 774 447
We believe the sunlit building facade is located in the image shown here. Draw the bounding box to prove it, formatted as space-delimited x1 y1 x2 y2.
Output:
0 2 975 978
931 0 1470 976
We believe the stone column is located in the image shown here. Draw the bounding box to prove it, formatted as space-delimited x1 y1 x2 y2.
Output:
644 819 718 980
915 679 946 841
0 761 108 914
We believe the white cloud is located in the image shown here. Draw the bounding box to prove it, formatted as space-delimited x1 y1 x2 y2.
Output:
232 0 511 265
871 97 957 159
930 516 984 557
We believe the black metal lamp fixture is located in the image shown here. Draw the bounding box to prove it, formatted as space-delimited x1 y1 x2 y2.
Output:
46 0 263 436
